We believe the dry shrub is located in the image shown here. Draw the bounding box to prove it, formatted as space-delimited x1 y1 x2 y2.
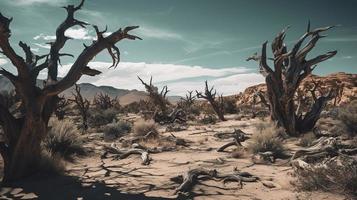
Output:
298 132 316 147
199 114 217 124
338 100 357 137
294 156 357 197
44 118 86 161
88 108 118 128
133 119 158 137
138 137 176 149
248 122 285 158
103 121 132 141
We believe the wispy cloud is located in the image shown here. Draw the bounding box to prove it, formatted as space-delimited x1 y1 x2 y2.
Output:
33 43 51 49
341 56 353 59
55 61 263 96
136 26 183 40
33 33 56 41
174 45 261 64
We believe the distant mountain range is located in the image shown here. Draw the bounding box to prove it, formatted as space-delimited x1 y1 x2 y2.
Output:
0 76 181 105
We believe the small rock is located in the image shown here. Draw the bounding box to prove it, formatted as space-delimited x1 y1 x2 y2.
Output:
261 181 276 188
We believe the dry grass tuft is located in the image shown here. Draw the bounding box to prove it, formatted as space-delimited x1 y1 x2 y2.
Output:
44 118 86 161
133 119 158 137
248 122 285 158
103 121 132 141
338 100 357 137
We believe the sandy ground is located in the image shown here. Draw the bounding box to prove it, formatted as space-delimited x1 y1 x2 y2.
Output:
0 115 347 200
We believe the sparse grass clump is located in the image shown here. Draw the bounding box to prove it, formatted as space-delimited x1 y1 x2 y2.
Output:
248 122 285 158
338 100 357 136
88 108 118 127
43 118 86 161
133 119 158 137
103 121 132 141
298 132 316 147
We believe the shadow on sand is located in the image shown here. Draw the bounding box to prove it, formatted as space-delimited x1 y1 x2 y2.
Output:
0 174 173 200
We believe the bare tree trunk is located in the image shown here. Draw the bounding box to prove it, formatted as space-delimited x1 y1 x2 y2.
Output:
248 22 337 136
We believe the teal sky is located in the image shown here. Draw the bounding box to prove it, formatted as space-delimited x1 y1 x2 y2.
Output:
0 0 356 95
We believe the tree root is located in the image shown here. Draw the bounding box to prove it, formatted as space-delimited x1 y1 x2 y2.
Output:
102 143 151 165
217 141 239 152
171 168 258 195
216 129 248 152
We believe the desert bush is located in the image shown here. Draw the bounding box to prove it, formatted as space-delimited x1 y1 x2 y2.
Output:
43 119 86 160
248 122 285 158
294 156 357 197
199 114 217 124
338 100 357 136
222 97 237 114
298 132 316 147
133 119 158 137
88 108 118 127
103 121 132 141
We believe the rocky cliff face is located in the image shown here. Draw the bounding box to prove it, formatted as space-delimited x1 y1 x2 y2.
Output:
235 72 357 106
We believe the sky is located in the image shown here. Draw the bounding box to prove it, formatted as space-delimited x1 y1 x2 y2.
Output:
0 0 356 96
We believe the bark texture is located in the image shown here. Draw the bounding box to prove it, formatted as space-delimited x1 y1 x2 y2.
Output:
247 22 337 136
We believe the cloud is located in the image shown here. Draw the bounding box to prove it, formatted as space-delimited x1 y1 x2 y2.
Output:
0 58 8 65
34 43 51 49
64 27 95 40
136 26 183 40
58 61 264 96
10 0 68 6
33 34 56 41
33 28 99 41
342 56 353 59
174 45 261 64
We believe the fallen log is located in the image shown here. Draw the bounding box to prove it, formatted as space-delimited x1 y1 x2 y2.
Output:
102 143 151 165
172 168 258 195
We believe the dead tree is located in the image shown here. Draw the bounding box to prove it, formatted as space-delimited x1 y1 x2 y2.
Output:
54 95 70 120
196 81 226 121
138 76 170 113
93 92 120 110
178 91 196 109
0 0 140 182
70 84 90 131
138 76 185 124
247 22 337 136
